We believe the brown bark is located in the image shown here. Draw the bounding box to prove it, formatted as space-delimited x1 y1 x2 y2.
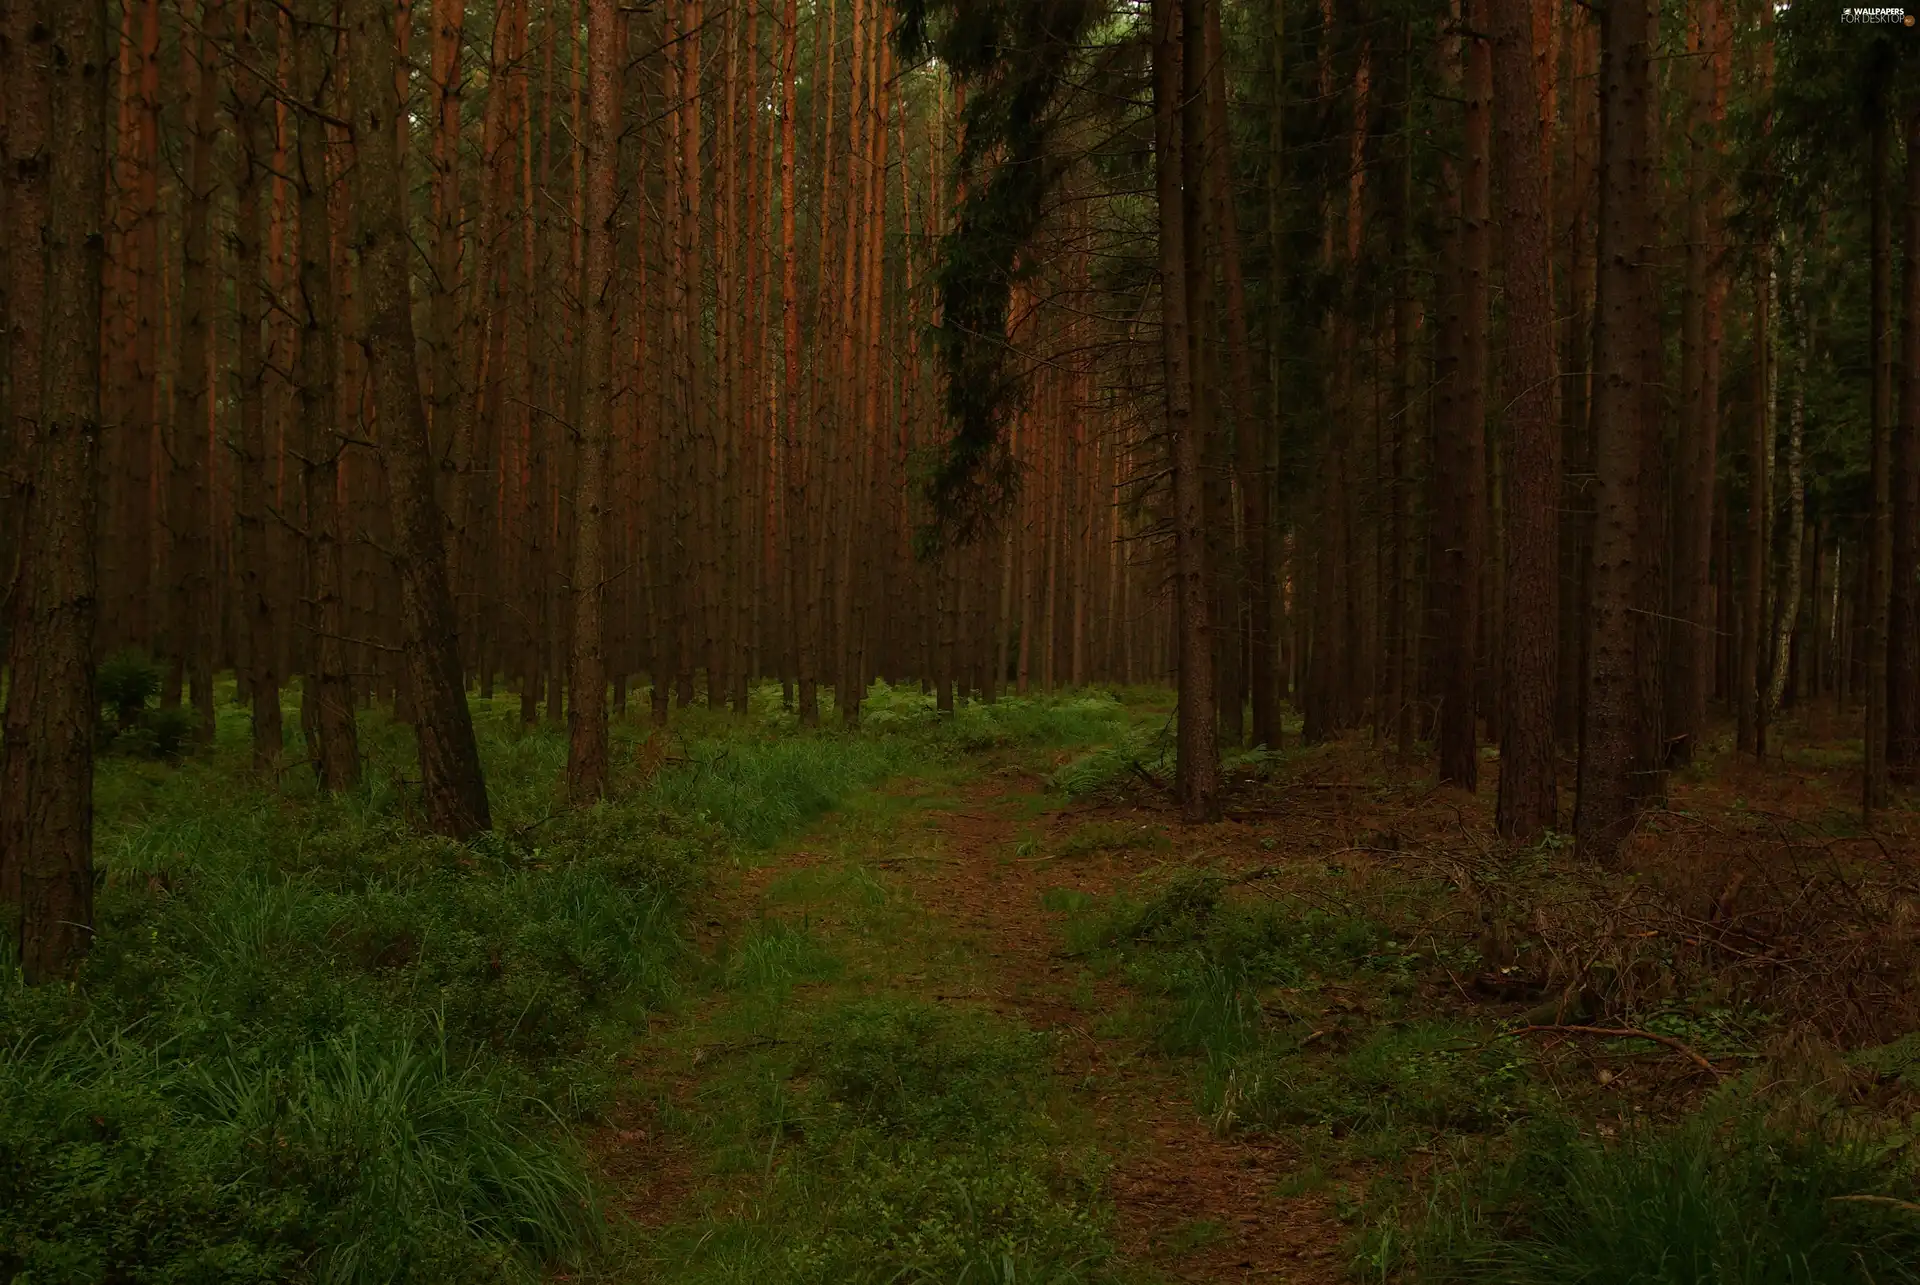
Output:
1770 251 1806 722
1575 0 1656 865
1154 0 1220 821
1892 106 1920 780
234 0 283 775
780 0 811 725
1436 6 1488 790
1738 6 1772 757
1 0 107 983
172 0 223 742
346 0 492 837
295 0 360 792
1490 0 1558 842
1666 0 1724 768
427 0 466 497
566 0 618 803
1864 103 1893 816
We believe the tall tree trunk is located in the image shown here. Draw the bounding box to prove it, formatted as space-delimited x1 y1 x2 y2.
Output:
567 0 618 802
1154 0 1219 822
173 0 224 742
1201 0 1268 749
1575 0 1656 866
1888 106 1920 781
1864 102 1893 817
1437 7 1488 790
1490 0 1558 842
1738 5 1773 756
295 0 360 791
347 0 492 837
1263 0 1286 748
427 0 466 523
234 0 283 775
1 0 107 982
1769 251 1806 721
1666 0 1724 768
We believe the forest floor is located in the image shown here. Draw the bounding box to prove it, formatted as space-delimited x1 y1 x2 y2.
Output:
598 700 1920 1283
11 682 1920 1284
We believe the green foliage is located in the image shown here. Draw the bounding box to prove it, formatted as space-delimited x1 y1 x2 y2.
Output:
1 687 985 1284
653 997 1120 1285
1397 1112 1920 1285
95 650 197 760
97 648 162 726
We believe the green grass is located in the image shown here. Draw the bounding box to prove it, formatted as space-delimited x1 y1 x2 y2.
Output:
642 996 1122 1285
1390 1112 1920 1285
2 679 1146 1283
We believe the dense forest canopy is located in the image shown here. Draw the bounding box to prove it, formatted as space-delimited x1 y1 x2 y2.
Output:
0 0 1917 964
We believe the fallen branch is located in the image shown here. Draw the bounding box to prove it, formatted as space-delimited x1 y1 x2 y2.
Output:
1506 1024 1720 1074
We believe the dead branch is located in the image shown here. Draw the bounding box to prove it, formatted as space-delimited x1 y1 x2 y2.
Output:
1507 1024 1720 1074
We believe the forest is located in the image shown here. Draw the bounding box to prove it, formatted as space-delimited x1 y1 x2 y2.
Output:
3 0 1920 1279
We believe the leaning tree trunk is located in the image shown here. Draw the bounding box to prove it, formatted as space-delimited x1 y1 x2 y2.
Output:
566 0 619 803
1574 0 1656 866
1153 0 1220 822
1 0 108 983
346 0 492 837
1490 0 1559 842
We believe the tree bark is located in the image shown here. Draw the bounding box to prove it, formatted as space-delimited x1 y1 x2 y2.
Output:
346 0 492 837
1864 102 1893 817
1 0 107 982
1666 0 1724 768
1490 0 1558 842
1154 0 1220 821
234 0 283 776
172 0 223 743
567 0 618 803
294 0 360 791
1769 251 1806 722
1575 0 1656 866
1889 106 1920 781
1437 6 1488 790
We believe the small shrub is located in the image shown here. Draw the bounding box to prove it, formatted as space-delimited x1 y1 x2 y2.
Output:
98 648 162 729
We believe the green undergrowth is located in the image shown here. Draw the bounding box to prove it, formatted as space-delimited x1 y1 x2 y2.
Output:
1379 1110 1920 1285
641 989 1123 1285
1 680 1142 1283
1063 865 1920 1283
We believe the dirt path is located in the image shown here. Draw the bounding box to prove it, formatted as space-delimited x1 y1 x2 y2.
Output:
897 767 1348 1284
602 751 1351 1282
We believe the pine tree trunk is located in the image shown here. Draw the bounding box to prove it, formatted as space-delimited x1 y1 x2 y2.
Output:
173 0 224 743
1490 0 1558 842
1436 7 1487 790
1575 0 1655 866
347 0 492 837
1864 105 1893 817
295 0 361 791
566 0 618 802
1666 0 1724 768
1769 252 1806 721
234 0 283 776
1 0 107 983
1888 107 1920 780
1154 0 1219 821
